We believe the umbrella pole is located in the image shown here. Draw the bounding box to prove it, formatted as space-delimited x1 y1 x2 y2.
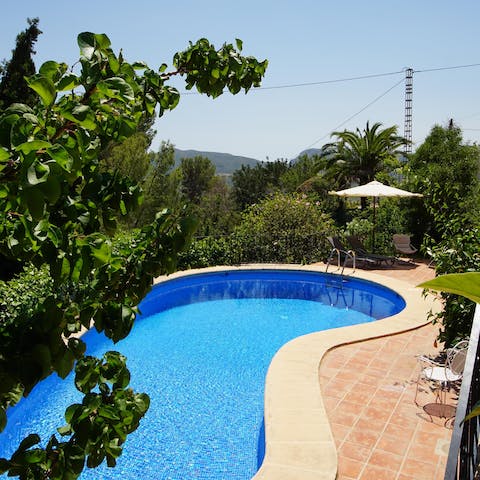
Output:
372 197 376 251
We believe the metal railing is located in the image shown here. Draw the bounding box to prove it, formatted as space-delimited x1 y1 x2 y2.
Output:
325 247 356 274
444 304 480 479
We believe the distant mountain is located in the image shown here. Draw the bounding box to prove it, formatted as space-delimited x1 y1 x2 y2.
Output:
290 148 324 163
174 149 261 175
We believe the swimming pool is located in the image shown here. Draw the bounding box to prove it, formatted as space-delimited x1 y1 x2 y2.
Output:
0 269 405 479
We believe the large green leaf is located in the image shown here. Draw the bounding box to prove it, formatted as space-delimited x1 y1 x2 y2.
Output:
61 104 97 130
40 175 62 204
77 32 96 60
26 161 50 185
97 77 134 102
47 144 74 172
78 32 111 60
25 75 56 107
418 272 480 304
24 188 45 220
0 147 10 161
464 400 480 423
16 433 41 452
56 73 80 92
15 140 52 155
39 61 67 82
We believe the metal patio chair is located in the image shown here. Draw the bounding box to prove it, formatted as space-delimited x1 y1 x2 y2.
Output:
414 340 468 418
392 234 418 260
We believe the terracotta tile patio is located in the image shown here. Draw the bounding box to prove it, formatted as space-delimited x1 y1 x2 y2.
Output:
319 260 453 480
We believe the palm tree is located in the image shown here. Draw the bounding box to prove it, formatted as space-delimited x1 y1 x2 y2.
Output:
325 122 408 206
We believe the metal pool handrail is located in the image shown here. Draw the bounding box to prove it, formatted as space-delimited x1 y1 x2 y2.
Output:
325 247 356 274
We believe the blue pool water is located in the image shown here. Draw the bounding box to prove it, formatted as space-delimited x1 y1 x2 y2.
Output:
0 269 405 479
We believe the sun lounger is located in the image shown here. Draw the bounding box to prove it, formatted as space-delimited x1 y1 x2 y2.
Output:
346 235 396 265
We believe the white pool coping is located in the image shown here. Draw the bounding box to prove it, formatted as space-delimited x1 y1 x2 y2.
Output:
154 264 441 480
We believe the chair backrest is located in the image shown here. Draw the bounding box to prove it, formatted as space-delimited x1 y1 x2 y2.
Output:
346 235 366 253
447 347 468 378
392 234 412 248
327 236 346 251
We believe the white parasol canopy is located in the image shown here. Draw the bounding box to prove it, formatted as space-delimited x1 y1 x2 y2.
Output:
329 180 423 198
328 180 422 249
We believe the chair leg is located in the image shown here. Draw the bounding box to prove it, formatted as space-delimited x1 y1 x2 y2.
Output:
414 372 422 406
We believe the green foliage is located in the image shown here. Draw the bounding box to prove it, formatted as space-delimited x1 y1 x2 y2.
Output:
403 123 480 346
100 132 151 184
405 123 480 244
281 154 323 193
232 192 335 263
193 176 240 237
344 217 374 243
420 272 480 305
0 31 266 478
424 227 480 346
343 199 409 253
0 265 52 327
180 156 216 204
325 122 406 208
178 236 236 269
0 352 148 477
231 160 289 210
0 18 42 109
174 38 267 97
133 141 183 227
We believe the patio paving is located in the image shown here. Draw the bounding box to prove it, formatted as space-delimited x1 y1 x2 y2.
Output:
319 260 453 480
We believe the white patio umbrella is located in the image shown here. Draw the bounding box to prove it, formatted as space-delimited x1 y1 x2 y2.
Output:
328 180 423 249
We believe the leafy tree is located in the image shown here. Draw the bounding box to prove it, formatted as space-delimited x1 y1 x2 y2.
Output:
100 132 151 184
280 154 322 193
0 18 42 109
194 176 239 236
134 141 183 227
405 122 480 243
232 159 289 210
325 122 407 208
0 32 267 478
232 192 335 263
231 163 266 210
405 122 480 346
180 155 216 204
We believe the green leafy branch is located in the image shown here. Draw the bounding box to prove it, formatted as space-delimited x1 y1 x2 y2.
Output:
0 31 266 479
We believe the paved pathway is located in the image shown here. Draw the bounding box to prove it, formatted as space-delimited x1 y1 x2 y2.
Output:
319 260 453 479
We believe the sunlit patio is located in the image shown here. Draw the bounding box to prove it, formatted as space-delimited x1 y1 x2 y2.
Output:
320 260 453 480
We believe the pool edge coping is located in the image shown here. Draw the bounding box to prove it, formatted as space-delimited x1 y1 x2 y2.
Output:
154 264 441 480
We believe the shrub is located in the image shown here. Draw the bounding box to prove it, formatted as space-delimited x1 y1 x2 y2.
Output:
343 199 409 254
177 236 237 269
232 193 335 264
426 226 480 346
0 265 53 327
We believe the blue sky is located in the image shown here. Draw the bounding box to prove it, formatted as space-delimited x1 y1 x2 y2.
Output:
1 1 479 160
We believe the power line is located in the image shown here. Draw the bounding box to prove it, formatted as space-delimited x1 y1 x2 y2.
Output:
254 70 404 90
181 70 404 95
181 62 480 96
414 62 480 74
303 77 405 149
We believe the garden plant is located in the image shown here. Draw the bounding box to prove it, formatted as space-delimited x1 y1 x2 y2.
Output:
0 31 267 478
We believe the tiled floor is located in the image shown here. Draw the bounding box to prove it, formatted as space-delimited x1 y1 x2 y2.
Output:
319 260 453 480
